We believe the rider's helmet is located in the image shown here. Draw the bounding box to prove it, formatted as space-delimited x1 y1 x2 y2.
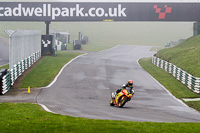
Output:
127 80 133 87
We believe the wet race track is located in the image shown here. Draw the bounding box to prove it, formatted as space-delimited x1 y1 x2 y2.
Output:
37 45 200 122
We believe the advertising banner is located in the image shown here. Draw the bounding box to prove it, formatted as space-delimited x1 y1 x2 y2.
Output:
0 2 200 21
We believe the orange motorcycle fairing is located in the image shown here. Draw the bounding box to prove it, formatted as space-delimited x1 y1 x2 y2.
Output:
110 89 133 108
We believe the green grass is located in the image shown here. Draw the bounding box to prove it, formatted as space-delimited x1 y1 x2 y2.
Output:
156 35 200 77
18 51 82 88
0 64 9 70
186 101 200 112
139 58 200 98
67 43 74 50
139 57 200 112
0 103 200 133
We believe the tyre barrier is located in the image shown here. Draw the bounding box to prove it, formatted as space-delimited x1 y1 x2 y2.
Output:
78 31 89 45
152 56 200 94
81 36 88 45
0 50 41 95
73 40 82 50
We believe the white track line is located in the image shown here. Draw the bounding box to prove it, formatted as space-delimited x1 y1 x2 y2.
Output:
38 103 56 114
38 53 87 113
137 58 191 108
182 98 200 102
44 46 118 88
44 53 87 88
38 47 119 113
98 45 120 52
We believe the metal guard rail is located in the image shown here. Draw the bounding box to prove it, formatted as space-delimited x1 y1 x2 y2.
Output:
0 50 41 95
152 56 200 94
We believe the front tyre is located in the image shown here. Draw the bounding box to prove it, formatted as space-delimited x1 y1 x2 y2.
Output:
110 99 114 106
118 97 127 108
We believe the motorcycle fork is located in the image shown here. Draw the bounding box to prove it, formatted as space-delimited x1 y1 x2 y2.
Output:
115 94 121 105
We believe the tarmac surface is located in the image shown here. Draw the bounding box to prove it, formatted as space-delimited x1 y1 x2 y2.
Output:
34 45 200 122
1 45 200 122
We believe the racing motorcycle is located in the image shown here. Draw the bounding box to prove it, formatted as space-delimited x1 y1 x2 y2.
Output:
110 88 133 108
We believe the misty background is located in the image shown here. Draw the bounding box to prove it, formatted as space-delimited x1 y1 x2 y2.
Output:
0 0 195 50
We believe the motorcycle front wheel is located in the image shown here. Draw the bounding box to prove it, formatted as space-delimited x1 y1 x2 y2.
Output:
118 97 127 108
110 99 114 106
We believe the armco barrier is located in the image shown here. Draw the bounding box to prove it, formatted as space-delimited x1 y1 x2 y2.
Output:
0 50 41 95
10 50 41 86
152 56 200 93
1 73 11 94
0 69 10 95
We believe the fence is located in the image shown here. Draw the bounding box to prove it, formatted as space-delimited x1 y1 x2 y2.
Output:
0 30 42 95
193 22 200 36
152 56 200 94
9 30 41 70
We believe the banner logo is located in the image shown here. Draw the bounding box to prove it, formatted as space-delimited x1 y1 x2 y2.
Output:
154 5 172 19
0 4 127 20
42 39 51 47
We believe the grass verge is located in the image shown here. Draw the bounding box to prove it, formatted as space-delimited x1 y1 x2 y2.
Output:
138 57 200 112
18 51 82 88
0 64 9 70
0 103 200 133
156 35 200 77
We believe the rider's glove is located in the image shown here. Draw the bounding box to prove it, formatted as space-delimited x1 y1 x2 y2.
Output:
131 89 135 95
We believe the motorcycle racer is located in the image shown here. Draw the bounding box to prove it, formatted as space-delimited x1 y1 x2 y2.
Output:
110 80 135 107
116 80 135 96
